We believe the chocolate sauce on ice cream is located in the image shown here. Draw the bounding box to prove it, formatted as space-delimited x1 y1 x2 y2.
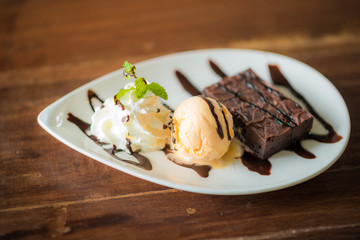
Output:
199 96 225 140
167 96 236 177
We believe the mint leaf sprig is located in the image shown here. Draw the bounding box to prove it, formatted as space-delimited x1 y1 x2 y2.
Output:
114 61 168 101
123 61 137 79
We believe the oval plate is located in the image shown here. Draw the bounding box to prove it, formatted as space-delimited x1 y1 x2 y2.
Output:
38 49 350 195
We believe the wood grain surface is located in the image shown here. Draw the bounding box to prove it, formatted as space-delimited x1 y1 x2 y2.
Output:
1 0 360 239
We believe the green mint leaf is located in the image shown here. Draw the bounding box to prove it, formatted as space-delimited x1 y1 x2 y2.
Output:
147 82 168 100
118 61 168 101
134 77 147 98
115 87 134 100
123 61 136 79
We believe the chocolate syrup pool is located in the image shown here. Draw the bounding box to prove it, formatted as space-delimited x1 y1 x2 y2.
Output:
175 60 342 176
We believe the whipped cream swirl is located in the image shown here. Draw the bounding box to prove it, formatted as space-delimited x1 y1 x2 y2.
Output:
90 83 172 153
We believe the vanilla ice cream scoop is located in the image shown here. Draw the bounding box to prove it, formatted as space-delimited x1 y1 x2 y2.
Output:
171 96 235 165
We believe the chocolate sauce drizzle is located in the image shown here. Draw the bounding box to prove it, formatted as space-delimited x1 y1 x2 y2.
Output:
171 121 176 144
243 71 297 127
178 65 295 128
216 82 294 128
67 92 152 171
209 62 303 126
174 60 343 176
209 60 227 78
88 90 104 112
178 163 211 178
200 96 224 140
162 102 175 113
286 142 316 159
175 70 201 96
219 102 232 141
164 146 211 178
268 65 342 143
241 152 272 175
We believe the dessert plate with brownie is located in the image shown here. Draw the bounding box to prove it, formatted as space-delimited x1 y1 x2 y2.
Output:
38 49 350 195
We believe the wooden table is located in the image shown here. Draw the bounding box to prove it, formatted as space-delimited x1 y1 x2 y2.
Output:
1 0 360 239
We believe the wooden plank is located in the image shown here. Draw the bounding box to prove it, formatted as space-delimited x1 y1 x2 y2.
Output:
1 0 360 70
1 168 359 239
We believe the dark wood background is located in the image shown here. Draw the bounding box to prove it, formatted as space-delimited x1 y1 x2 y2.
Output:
1 0 360 239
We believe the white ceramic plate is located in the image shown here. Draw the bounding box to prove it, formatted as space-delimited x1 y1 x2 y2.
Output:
38 49 350 195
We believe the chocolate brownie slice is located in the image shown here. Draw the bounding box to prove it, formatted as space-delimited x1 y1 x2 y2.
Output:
203 69 313 159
